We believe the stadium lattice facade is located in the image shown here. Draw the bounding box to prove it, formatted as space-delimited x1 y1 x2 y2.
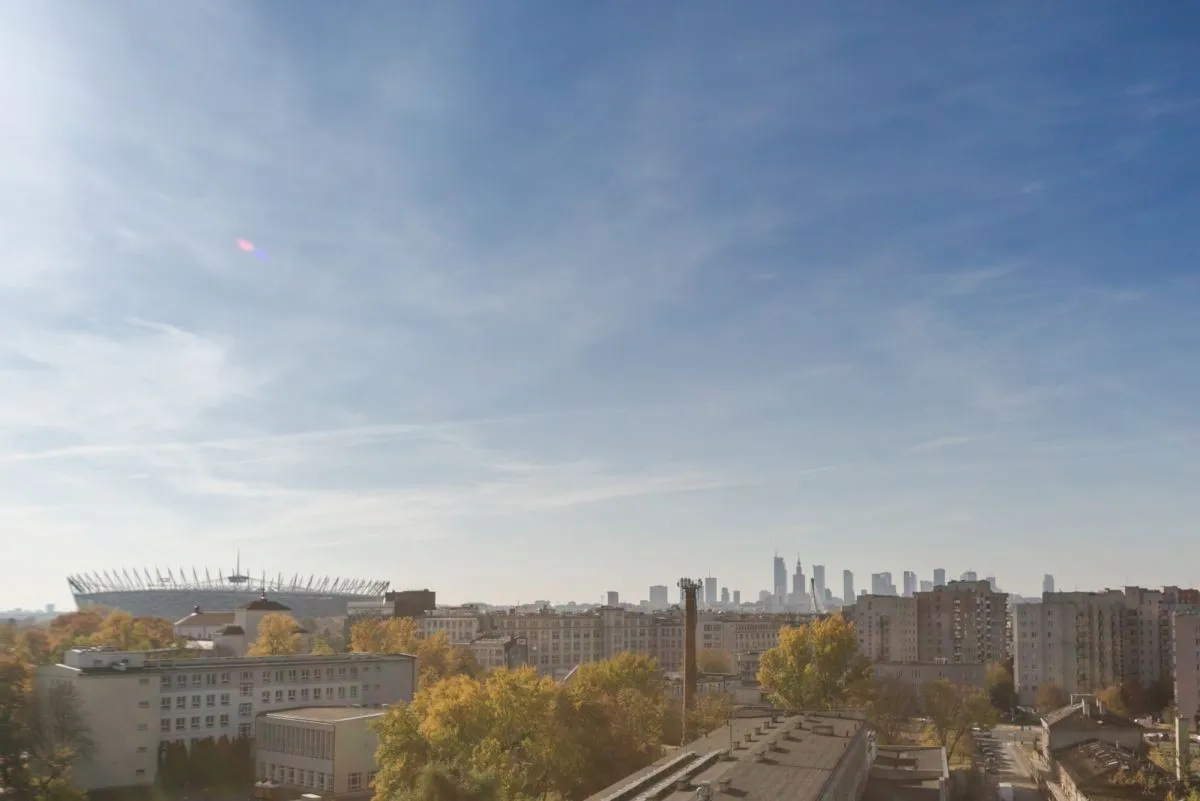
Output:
67 566 389 622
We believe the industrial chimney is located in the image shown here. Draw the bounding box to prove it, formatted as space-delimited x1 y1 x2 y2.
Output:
679 577 702 743
1177 714 1190 782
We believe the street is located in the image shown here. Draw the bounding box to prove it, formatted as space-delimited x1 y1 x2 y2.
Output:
974 725 1045 801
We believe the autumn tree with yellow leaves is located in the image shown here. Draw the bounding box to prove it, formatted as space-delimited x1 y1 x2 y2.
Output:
372 653 668 801
350 617 481 687
247 612 304 656
757 614 871 711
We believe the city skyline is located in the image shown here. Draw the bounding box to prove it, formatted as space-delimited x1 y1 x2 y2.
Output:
3 3 1199 611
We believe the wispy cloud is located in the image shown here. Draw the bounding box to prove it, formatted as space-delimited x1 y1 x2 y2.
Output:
1 2 1199 606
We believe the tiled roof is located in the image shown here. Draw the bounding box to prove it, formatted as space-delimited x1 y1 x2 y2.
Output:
1044 704 1141 731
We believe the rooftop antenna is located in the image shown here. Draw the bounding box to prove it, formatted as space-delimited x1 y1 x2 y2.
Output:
229 549 249 585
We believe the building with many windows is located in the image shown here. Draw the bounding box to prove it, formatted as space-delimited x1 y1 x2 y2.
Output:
34 648 416 793
256 706 383 797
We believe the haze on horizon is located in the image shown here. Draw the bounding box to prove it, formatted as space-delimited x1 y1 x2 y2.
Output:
2 1 1199 611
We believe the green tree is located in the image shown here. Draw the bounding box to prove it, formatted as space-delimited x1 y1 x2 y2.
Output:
697 649 732 674
757 614 870 711
921 679 997 763
1097 685 1129 717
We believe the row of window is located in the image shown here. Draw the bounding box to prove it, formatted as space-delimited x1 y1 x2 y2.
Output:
161 665 369 690
261 764 375 791
161 693 232 710
164 715 231 731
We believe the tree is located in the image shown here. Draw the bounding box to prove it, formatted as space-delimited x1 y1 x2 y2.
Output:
90 611 139 650
985 661 1016 712
247 612 303 656
855 675 921 745
16 629 53 666
350 617 393 653
697 649 732 674
757 614 870 711
0 657 88 801
131 616 178 649
27 681 94 763
1097 685 1129 717
1035 683 1069 714
921 679 997 763
310 637 336 655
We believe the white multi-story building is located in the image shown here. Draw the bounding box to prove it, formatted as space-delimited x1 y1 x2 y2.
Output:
34 648 416 793
420 606 482 644
256 707 383 797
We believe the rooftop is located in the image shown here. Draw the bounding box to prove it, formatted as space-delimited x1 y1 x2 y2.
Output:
174 610 236 626
56 647 414 674
264 706 386 724
584 711 866 801
1044 702 1142 732
242 594 292 612
1056 739 1171 801
866 745 948 799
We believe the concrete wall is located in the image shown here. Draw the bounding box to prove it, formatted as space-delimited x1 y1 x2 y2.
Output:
333 717 381 795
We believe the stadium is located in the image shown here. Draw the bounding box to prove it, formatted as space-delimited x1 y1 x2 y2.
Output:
67 563 389 622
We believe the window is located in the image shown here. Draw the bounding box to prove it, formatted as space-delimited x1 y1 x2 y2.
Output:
261 670 271 683
301 688 310 701
261 691 270 704
287 689 296 701
239 703 252 717
220 693 230 706
337 667 346 678
160 675 171 688
241 670 253 680
137 723 148 731
161 698 171 710
206 694 216 707
160 719 171 733
287 669 297 681
219 714 229 727
135 769 146 777
190 717 201 730
240 684 253 697
349 684 358 698
368 770 378 787
325 687 334 700
348 772 363 790
325 667 334 679
176 696 186 710
138 701 150 708
238 723 252 738
205 715 215 729
300 669 310 680
136 745 148 753
220 671 231 684
191 695 201 709
318 773 326 790
337 686 346 699
287 767 295 784
191 674 202 687
175 718 186 732
274 690 283 703
275 670 285 683
350 666 358 678
306 770 314 787
205 673 217 686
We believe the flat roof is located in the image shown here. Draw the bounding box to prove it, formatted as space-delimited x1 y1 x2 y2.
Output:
584 711 866 801
264 706 386 723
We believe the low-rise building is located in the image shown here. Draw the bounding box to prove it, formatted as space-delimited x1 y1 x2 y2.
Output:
583 711 871 801
1049 739 1168 801
871 662 986 690
256 706 383 798
34 648 416 793
1040 697 1143 754
866 745 949 801
173 606 235 640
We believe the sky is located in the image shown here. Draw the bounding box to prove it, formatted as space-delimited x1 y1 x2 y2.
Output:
2 2 1199 612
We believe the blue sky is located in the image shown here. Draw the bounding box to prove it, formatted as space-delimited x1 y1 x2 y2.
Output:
2 1 1199 611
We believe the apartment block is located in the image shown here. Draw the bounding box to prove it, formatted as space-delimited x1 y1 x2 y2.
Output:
915 580 1008 665
34 648 416 792
848 595 918 663
1171 608 1200 726
1012 591 1135 707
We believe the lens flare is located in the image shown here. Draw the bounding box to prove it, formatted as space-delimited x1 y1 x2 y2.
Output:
236 239 255 252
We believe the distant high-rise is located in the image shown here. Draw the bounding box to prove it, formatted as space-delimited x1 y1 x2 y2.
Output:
773 555 788 601
1042 574 1055 594
902 571 917 597
704 576 718 607
933 568 946 588
919 580 933 592
792 558 807 611
721 587 730 604
813 565 826 607
732 590 741 605
843 570 854 605
649 585 669 608
870 572 896 596
961 570 978 582
45 603 56 614
985 575 998 592
606 591 619 606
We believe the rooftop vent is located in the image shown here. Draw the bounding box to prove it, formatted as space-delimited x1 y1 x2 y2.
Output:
716 778 732 793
